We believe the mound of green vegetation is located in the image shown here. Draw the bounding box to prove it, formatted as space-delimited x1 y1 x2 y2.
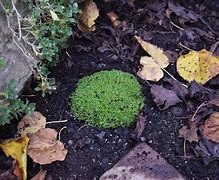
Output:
70 70 144 128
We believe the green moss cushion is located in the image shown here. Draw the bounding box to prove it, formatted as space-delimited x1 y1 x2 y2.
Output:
70 70 144 128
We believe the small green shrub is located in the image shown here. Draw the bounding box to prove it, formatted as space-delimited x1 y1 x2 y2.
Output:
70 70 144 128
0 80 35 126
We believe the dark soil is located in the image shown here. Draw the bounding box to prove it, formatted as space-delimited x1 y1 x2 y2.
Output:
1 0 219 179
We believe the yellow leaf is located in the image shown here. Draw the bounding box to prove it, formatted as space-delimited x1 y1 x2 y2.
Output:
135 36 169 68
50 10 59 21
17 112 46 136
135 36 170 81
177 49 219 84
0 136 29 180
77 0 99 32
137 56 164 81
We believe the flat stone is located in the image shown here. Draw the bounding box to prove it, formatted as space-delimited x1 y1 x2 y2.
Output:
0 1 38 94
100 143 184 180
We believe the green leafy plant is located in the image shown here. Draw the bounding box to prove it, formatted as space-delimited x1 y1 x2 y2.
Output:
1 0 80 96
24 0 80 95
0 80 35 126
0 58 6 70
70 70 144 128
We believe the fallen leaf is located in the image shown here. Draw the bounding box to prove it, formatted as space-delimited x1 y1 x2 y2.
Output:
177 49 219 84
189 81 219 102
27 128 67 165
31 170 47 180
203 112 219 143
0 136 29 180
135 36 169 81
164 78 188 99
168 0 200 22
137 56 164 81
73 137 91 152
209 99 219 107
107 11 121 27
196 132 219 165
0 170 17 180
17 112 46 135
179 124 199 142
135 36 169 68
77 0 99 32
150 85 181 110
132 113 146 139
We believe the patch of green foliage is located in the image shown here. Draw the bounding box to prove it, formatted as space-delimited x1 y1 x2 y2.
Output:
0 58 6 70
24 0 80 96
0 80 35 126
70 70 144 128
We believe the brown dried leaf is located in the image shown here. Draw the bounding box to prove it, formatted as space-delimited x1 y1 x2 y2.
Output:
132 113 146 139
77 0 99 32
27 128 67 165
150 85 181 110
17 112 46 135
179 124 199 142
31 170 47 180
209 99 219 107
107 11 121 27
203 112 219 143
168 0 200 22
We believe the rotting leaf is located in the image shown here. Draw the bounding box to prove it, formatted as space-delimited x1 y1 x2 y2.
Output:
150 85 181 110
135 36 169 68
31 170 47 180
164 78 188 100
0 170 16 180
132 113 146 139
209 99 219 107
0 136 29 180
203 112 219 143
27 128 67 165
177 49 219 84
168 0 200 22
179 124 199 142
77 0 99 32
107 11 121 27
135 36 170 82
17 112 46 136
137 56 164 81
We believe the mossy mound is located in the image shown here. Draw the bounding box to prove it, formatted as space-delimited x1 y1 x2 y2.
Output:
70 70 144 128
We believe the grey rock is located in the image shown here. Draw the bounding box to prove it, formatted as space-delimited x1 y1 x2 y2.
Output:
0 1 38 94
100 143 185 180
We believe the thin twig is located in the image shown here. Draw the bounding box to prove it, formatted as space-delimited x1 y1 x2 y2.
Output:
179 42 194 51
170 21 184 31
58 126 67 141
11 0 22 39
191 101 209 122
46 119 68 125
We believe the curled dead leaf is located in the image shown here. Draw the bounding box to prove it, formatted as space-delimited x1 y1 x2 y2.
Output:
107 11 121 27
132 113 146 139
179 124 199 142
31 170 47 180
17 111 46 135
27 128 67 165
77 0 99 32
203 112 219 143
135 36 169 82
0 136 29 180
150 85 181 110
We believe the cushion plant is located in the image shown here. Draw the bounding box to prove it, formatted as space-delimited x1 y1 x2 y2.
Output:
69 70 144 128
